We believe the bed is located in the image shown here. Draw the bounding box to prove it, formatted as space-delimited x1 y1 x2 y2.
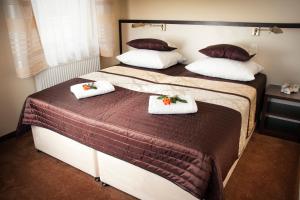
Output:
18 64 266 200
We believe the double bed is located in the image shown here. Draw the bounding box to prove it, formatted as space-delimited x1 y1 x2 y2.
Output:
18 63 266 200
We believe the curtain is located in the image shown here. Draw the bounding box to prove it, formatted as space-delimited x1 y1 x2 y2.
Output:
31 0 100 67
95 0 115 57
3 0 47 78
3 0 115 78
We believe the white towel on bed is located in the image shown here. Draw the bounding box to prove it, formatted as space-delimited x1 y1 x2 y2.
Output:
148 95 198 114
70 80 115 99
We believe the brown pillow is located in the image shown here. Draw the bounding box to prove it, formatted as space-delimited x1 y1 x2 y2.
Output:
127 38 177 51
199 44 255 61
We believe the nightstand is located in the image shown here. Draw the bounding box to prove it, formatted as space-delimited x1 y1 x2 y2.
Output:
260 84 300 142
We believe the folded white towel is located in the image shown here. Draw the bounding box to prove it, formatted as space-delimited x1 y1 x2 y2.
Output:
148 95 198 114
70 80 115 99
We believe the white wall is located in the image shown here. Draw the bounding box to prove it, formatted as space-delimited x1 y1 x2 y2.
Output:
0 2 36 136
124 0 300 85
126 0 300 23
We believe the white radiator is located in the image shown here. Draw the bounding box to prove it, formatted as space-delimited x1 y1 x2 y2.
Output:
34 56 100 91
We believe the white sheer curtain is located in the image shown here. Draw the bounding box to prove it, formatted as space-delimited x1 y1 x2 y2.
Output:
31 0 100 67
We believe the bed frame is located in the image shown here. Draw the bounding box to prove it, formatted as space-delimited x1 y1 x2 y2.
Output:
32 125 251 200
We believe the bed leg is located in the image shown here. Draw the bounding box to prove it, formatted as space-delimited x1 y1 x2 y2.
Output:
95 177 109 187
101 182 109 187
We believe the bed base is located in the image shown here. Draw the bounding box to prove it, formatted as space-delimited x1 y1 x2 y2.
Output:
31 125 251 200
94 177 101 182
32 126 99 177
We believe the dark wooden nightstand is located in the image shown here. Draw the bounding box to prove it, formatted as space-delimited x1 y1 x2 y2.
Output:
260 84 300 142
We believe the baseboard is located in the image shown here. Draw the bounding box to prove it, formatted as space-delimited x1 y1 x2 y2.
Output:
0 125 32 143
0 131 16 142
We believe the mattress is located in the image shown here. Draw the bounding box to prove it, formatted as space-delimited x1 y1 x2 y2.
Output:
18 66 259 199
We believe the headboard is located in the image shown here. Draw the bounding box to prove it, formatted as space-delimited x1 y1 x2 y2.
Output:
119 19 300 54
118 19 300 84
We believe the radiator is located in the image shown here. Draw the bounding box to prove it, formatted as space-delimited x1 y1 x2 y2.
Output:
34 56 100 91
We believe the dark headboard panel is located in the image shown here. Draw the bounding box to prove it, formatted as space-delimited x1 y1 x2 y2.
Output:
118 19 300 53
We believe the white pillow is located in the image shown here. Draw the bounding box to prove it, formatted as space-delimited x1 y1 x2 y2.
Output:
116 49 185 69
185 57 263 81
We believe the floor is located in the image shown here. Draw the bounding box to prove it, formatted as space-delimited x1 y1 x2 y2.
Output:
0 132 299 200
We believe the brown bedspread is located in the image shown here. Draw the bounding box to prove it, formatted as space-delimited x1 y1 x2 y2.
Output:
18 78 242 200
119 63 267 121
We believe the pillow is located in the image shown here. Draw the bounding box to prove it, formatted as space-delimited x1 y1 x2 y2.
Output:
199 44 255 61
116 49 185 69
127 38 177 51
185 57 263 81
